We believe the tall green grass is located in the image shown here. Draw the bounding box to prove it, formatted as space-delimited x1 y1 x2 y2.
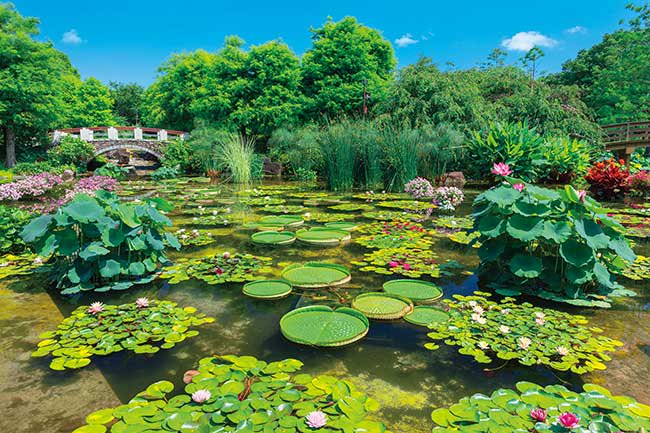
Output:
418 123 466 181
380 123 420 191
355 122 384 190
216 133 257 184
319 120 357 191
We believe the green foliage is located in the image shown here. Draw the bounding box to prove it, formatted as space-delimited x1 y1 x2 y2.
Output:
295 167 317 182
10 161 74 175
381 123 420 191
215 134 257 184
473 180 636 307
73 354 387 432
351 292 414 320
0 205 32 254
151 165 179 181
281 306 370 346
268 126 323 175
108 81 144 125
382 279 443 303
173 228 216 247
67 77 115 127
160 252 272 284
295 227 350 245
94 163 129 180
32 300 214 370
430 381 650 433
0 169 12 184
280 262 351 288
161 137 200 173
318 119 357 191
242 279 292 299
417 123 466 180
47 136 95 170
537 136 595 183
20 191 179 294
425 292 622 373
352 247 439 278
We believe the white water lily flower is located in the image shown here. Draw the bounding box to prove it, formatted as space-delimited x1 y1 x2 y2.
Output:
499 325 510 334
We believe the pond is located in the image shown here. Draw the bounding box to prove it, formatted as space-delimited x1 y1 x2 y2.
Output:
1 178 648 433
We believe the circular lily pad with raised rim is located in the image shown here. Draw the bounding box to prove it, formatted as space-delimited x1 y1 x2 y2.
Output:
242 221 285 231
251 230 296 245
404 306 450 326
281 262 351 288
296 228 351 246
351 292 414 320
259 215 304 227
382 279 443 303
242 280 293 300
324 221 359 231
280 305 369 347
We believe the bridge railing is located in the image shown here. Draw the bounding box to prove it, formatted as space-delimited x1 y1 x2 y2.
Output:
602 121 650 150
53 126 189 143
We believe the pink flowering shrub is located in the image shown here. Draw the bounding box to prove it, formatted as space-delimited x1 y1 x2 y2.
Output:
0 172 63 201
432 186 464 212
404 177 434 199
627 170 650 198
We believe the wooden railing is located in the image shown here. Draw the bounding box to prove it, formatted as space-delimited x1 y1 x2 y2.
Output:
602 121 650 163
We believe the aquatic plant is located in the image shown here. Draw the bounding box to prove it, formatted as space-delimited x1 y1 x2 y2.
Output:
73 354 387 432
352 247 439 278
404 306 449 326
251 230 296 245
376 200 434 212
431 216 473 232
32 300 214 370
430 381 650 433
0 205 32 254
296 227 351 246
21 191 179 294
362 210 417 221
618 255 650 280
324 221 359 231
258 214 304 227
215 133 257 184
281 306 369 346
242 280 293 299
382 279 443 303
240 196 286 206
174 228 216 247
160 252 272 285
607 211 650 238
351 292 414 320
319 119 357 191
281 262 351 288
357 220 432 237
431 186 464 212
473 174 636 307
355 232 432 249
404 177 434 199
261 204 308 214
447 230 481 247
425 292 623 373
304 211 355 223
0 253 46 280
328 203 375 212
352 191 407 202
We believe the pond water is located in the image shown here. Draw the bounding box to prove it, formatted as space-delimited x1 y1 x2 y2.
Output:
1 178 648 433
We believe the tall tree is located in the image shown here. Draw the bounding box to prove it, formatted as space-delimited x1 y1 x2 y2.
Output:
521 47 545 84
301 17 396 120
0 3 78 167
109 81 144 125
67 77 115 127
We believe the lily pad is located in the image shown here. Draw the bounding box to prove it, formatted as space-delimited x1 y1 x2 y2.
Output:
382 279 443 303
281 262 351 288
351 292 414 320
295 228 351 246
324 221 359 231
251 230 296 245
259 215 304 227
404 306 450 326
242 280 293 300
280 306 369 346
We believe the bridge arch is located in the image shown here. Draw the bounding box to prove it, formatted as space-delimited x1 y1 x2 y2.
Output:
93 143 164 160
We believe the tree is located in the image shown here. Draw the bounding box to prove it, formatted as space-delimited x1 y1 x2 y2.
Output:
301 17 396 120
109 82 144 125
67 77 115 127
0 3 79 167
521 47 545 83
480 48 508 69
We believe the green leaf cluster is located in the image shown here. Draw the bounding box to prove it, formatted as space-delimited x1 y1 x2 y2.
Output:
352 247 439 278
0 205 32 254
160 252 272 285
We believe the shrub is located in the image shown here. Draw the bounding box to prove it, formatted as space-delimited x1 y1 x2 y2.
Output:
295 167 317 182
584 158 630 200
627 170 650 198
0 205 32 254
150 165 178 181
0 170 12 184
0 172 64 202
268 126 323 175
11 161 76 176
20 191 180 294
404 177 434 199
473 163 636 307
47 136 95 171
432 186 464 212
537 136 594 183
417 123 466 181
94 162 130 180
467 121 544 182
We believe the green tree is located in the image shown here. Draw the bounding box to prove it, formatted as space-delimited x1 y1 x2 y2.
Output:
109 81 144 125
301 17 396 120
67 77 115 127
0 3 79 167
521 47 545 83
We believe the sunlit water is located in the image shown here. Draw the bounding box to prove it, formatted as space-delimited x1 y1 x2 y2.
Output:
0 178 648 433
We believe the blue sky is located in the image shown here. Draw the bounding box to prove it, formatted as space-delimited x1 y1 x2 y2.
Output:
13 0 634 86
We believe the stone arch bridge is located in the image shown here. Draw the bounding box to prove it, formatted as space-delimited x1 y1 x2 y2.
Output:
52 126 189 160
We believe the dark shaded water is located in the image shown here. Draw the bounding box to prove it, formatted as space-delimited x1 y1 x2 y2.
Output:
1 178 648 433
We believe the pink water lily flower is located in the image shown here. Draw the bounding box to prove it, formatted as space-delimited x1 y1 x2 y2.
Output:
513 183 525 192
491 162 512 177
558 412 580 429
305 411 327 429
556 346 570 356
136 297 150 308
88 302 104 315
402 263 412 271
222 251 231 259
499 325 510 334
388 261 399 268
535 317 546 326
518 337 532 350
471 313 487 325
191 389 211 404
530 408 547 422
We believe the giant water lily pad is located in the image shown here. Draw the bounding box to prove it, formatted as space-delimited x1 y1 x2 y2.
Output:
259 214 304 227
242 280 293 299
280 306 369 346
351 292 414 320
382 279 443 303
324 221 359 231
281 262 351 288
295 228 351 246
404 306 450 326
251 230 296 245
328 203 374 212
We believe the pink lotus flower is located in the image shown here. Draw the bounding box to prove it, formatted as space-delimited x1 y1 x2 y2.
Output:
305 411 327 429
388 261 399 268
191 389 211 404
558 412 580 429
491 162 512 177
88 302 104 315
513 183 525 192
530 408 547 422
222 252 231 259
577 190 587 202
136 297 150 308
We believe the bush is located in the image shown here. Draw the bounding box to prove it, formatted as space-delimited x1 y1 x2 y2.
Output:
0 205 32 254
417 123 466 181
432 186 464 212
584 158 630 200
268 126 323 175
473 164 636 307
295 167 317 182
11 161 76 176
94 163 130 180
537 136 594 184
627 170 650 198
151 166 178 181
467 121 544 182
21 191 180 294
0 170 12 184
0 172 64 202
404 177 434 199
160 138 201 173
47 136 95 171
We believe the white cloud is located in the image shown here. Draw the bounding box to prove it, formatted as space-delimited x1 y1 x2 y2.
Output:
395 33 418 48
565 25 587 34
421 31 434 41
501 31 557 51
62 29 83 45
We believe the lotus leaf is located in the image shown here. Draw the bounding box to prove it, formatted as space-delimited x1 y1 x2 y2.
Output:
425 292 623 373
281 262 351 288
32 300 213 370
73 354 387 432
430 382 650 433
295 228 351 245
251 230 296 245
351 292 414 320
352 247 439 278
160 252 272 285
242 280 293 299
280 306 369 346
404 306 450 326
382 279 443 303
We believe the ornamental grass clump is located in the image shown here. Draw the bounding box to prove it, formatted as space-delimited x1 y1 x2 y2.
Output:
425 292 623 374
20 191 180 294
473 162 636 307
